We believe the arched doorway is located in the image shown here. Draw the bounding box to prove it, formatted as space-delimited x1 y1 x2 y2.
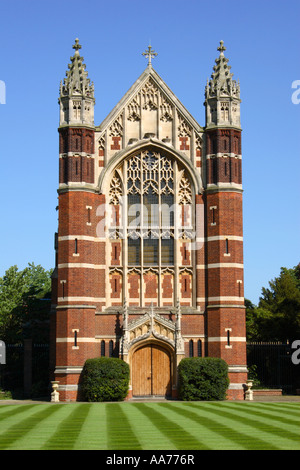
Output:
132 343 172 397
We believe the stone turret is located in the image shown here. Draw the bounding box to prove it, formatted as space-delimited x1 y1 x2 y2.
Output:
203 41 247 399
205 40 241 129
59 38 95 128
58 39 95 186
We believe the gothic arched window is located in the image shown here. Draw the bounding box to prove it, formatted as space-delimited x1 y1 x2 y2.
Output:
108 149 194 306
126 151 175 266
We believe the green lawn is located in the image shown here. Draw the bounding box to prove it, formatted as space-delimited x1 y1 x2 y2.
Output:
0 401 299 450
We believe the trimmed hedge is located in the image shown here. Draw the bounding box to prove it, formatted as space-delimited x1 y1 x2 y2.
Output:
178 357 229 401
80 357 130 402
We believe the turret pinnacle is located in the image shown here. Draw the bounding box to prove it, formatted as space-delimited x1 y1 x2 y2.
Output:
60 38 94 99
59 39 95 127
205 40 240 100
204 41 241 129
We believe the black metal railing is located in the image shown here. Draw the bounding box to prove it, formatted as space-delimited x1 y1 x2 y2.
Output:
247 342 299 394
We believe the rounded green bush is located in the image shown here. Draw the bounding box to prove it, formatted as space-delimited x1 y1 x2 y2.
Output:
80 357 130 402
178 357 229 401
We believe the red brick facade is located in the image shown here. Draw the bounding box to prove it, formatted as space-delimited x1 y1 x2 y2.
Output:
50 40 247 401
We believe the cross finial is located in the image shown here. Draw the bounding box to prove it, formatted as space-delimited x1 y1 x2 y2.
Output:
73 38 82 53
217 40 226 55
142 44 158 66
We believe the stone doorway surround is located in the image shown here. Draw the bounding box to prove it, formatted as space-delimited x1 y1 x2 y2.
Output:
120 300 185 399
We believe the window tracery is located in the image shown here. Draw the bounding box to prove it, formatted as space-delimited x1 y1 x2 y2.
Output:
107 149 194 305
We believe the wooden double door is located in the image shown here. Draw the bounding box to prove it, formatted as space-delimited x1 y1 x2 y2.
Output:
132 343 172 397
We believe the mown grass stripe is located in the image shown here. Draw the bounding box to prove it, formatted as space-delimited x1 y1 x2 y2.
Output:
224 401 300 417
42 404 92 450
211 402 300 433
133 403 209 450
0 404 63 450
106 403 142 450
73 402 108 450
227 403 300 427
189 403 300 448
159 402 278 450
118 403 175 450
251 402 300 417
255 402 300 408
0 404 37 422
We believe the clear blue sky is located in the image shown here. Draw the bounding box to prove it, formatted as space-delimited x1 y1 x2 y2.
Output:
0 0 299 305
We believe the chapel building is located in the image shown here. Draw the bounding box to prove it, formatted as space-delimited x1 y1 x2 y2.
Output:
50 39 247 400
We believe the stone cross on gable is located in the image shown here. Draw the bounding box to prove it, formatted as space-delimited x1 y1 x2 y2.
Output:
142 45 158 66
73 38 82 53
217 40 226 55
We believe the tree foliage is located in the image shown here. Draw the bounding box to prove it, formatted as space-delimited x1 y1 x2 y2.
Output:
0 263 52 343
246 264 300 342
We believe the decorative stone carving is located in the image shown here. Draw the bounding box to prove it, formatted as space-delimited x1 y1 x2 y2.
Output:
179 267 193 275
98 135 105 155
195 135 202 153
175 299 185 354
109 172 123 204
128 267 141 275
109 114 123 137
178 114 192 137
127 97 141 121
59 39 95 127
121 303 179 355
179 229 194 240
120 298 129 356
205 41 240 99
141 79 159 110
109 267 123 275
160 94 173 122
178 174 192 204
60 39 94 99
204 41 241 129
